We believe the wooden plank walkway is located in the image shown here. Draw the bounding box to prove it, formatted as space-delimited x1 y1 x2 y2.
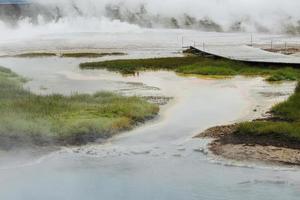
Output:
185 45 300 67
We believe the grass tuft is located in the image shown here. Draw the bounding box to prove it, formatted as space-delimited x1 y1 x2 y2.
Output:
0 66 159 149
271 83 300 121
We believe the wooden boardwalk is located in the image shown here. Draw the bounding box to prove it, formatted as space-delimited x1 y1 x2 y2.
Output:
185 45 300 67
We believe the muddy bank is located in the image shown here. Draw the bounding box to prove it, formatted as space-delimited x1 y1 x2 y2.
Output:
263 47 300 56
196 124 300 165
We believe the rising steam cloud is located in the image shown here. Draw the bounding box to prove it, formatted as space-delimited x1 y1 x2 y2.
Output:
1 0 300 35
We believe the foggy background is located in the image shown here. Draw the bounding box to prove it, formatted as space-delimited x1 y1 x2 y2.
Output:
0 0 300 38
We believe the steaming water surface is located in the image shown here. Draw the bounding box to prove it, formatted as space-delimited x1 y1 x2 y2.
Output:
1 0 300 198
1 49 300 200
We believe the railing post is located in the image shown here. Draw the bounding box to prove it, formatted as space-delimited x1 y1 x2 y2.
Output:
271 40 273 50
285 42 287 54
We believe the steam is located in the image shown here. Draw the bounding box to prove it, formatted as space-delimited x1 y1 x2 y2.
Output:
1 0 300 37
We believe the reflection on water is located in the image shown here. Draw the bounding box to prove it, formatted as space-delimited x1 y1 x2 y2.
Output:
0 51 299 200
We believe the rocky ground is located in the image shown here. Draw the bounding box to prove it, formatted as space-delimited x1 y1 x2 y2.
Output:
196 124 300 166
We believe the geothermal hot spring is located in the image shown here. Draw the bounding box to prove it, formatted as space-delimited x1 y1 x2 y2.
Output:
1 0 300 200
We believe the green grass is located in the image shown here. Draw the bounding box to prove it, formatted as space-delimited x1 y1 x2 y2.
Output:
80 56 204 74
0 66 159 148
266 68 299 81
271 83 300 121
237 121 300 141
80 56 300 81
236 83 300 142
